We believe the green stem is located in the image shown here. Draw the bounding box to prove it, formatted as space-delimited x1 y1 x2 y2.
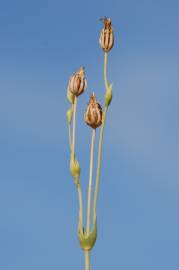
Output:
93 107 108 221
84 250 90 270
86 129 96 234
84 129 95 270
77 182 83 226
72 97 77 156
68 104 74 151
71 96 84 243
104 52 109 90
68 123 72 150
93 52 109 223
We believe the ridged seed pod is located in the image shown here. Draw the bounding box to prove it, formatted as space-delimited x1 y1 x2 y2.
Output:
68 67 87 97
84 93 102 129
99 16 114 52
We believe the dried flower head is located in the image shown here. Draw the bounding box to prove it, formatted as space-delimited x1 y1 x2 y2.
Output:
84 93 102 129
99 16 114 52
68 67 87 97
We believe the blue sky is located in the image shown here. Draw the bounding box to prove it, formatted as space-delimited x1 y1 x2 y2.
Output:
0 0 179 269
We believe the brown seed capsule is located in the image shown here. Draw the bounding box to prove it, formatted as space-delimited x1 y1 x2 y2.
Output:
99 16 114 52
68 67 87 97
84 93 103 129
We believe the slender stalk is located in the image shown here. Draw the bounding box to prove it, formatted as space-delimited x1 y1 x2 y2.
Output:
68 104 74 150
85 250 90 270
87 129 96 234
93 107 108 221
93 52 109 222
77 182 83 225
71 96 84 243
84 129 95 270
104 52 109 90
68 123 72 150
72 97 77 156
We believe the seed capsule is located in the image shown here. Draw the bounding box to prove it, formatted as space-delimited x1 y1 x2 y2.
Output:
99 16 114 52
84 93 102 129
68 67 87 97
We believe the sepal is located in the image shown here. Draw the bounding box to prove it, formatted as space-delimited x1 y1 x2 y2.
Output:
66 107 73 124
105 83 113 107
78 216 97 251
70 153 80 183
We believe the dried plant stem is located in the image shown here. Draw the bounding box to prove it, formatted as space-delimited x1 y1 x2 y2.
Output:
93 52 109 222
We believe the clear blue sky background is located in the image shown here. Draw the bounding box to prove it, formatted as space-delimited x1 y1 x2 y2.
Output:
0 0 179 269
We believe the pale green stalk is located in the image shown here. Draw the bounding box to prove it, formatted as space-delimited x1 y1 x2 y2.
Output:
86 128 96 234
85 128 96 270
72 97 77 156
77 182 83 225
71 96 84 239
104 52 109 90
68 123 72 150
93 107 108 221
68 104 73 150
93 52 109 223
85 250 90 270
